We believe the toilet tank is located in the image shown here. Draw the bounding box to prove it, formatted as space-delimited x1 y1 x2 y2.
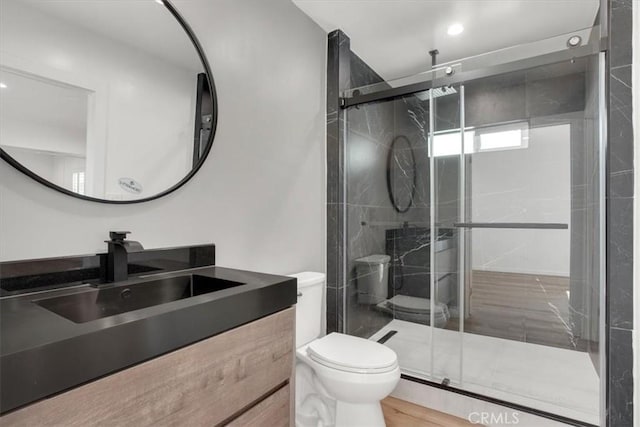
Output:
289 272 325 348
355 255 390 304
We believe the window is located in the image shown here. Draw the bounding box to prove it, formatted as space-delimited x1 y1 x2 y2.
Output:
72 171 85 195
430 121 529 157
431 130 475 157
476 121 529 152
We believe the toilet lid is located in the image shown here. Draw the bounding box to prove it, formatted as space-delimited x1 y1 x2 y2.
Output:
307 333 398 374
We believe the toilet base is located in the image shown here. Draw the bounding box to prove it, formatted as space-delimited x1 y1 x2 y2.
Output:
335 401 385 427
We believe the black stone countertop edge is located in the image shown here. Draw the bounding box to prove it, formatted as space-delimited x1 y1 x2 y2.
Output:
0 244 215 275
0 266 297 414
0 244 216 296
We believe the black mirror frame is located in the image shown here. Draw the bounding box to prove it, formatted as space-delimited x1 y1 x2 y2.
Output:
0 0 218 204
386 135 417 214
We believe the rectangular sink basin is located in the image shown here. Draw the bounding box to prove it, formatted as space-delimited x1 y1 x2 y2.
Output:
35 275 245 324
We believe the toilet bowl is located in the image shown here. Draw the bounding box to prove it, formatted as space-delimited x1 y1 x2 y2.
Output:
290 272 400 427
376 294 450 327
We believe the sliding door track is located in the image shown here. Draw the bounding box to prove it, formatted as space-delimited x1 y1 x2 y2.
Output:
400 374 597 427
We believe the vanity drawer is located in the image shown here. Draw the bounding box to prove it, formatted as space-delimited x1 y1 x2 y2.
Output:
1 307 295 426
226 383 290 427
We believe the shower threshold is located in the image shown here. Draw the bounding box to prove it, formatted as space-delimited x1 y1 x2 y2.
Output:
369 319 599 426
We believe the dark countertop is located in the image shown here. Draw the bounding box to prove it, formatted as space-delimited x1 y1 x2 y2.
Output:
0 244 216 296
0 266 297 414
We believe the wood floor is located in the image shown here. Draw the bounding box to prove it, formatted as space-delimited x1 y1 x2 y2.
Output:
445 270 587 351
381 396 474 427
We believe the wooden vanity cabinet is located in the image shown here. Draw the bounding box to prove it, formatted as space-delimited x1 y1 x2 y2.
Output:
1 307 295 426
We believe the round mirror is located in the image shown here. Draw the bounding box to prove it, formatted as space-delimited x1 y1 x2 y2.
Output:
0 0 217 203
386 135 417 213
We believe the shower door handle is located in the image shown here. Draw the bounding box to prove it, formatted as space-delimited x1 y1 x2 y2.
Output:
452 222 568 230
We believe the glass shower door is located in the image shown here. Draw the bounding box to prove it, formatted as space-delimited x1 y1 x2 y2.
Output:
342 45 604 425
449 55 603 424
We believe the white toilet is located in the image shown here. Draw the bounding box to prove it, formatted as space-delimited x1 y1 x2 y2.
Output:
355 254 451 327
291 272 400 427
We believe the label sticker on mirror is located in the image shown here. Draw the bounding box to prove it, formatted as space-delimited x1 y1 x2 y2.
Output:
118 178 143 194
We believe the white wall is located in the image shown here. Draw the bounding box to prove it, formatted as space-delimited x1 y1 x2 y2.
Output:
0 0 199 200
471 124 570 276
2 148 57 184
0 69 89 157
0 0 327 278
1 118 86 157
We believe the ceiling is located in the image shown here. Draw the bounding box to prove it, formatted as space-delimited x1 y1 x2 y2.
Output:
11 0 202 72
293 0 600 81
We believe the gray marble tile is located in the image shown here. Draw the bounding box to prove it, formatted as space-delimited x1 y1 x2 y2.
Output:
326 286 337 333
464 76 526 127
326 30 349 207
350 52 385 88
399 96 430 148
326 30 351 333
448 68 587 130
606 0 635 423
610 65 633 112
327 30 351 97
345 278 392 338
608 327 634 426
345 130 394 207
609 0 633 68
326 202 343 287
326 133 342 205
336 285 345 333
525 73 586 117
607 197 634 329
610 170 634 199
609 104 635 174
346 205 387 276
607 0 635 338
346 101 396 151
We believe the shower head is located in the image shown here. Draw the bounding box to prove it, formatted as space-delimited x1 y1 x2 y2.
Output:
415 85 457 101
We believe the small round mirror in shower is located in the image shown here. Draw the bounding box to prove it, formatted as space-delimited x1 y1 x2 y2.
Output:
386 135 417 213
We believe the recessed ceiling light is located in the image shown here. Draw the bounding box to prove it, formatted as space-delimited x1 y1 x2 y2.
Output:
154 0 164 4
0 83 7 89
447 23 464 36
567 35 582 48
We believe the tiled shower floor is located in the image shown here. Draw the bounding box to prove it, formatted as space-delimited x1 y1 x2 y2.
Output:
369 319 600 425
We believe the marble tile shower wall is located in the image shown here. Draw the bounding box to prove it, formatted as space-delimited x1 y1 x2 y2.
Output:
344 59 432 337
607 0 635 425
326 30 434 337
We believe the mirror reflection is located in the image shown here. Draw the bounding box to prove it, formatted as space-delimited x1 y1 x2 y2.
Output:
387 135 416 213
0 0 215 201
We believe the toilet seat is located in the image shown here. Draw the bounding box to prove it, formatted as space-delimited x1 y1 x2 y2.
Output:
306 333 398 374
375 295 451 327
386 294 433 314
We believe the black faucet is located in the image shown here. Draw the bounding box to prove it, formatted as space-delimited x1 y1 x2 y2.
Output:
104 231 144 283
